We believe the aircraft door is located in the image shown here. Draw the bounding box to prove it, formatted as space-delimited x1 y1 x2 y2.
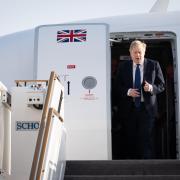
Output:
35 24 111 160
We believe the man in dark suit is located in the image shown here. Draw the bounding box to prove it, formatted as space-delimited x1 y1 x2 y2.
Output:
116 40 165 159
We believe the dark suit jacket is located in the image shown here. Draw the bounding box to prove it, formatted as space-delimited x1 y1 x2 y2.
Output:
116 58 165 117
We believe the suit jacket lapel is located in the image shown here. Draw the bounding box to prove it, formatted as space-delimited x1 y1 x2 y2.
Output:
143 58 148 82
129 60 133 87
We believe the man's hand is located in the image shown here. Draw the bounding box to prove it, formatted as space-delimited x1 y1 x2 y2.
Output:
128 89 140 97
143 80 153 92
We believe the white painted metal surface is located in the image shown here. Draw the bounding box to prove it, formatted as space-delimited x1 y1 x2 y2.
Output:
0 82 11 177
9 86 45 180
35 24 111 160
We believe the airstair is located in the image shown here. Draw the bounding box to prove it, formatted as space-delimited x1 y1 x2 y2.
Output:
64 160 180 180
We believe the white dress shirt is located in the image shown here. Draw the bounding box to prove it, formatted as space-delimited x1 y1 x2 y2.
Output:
127 62 153 100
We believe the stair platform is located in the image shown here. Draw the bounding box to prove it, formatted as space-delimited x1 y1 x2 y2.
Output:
64 160 180 180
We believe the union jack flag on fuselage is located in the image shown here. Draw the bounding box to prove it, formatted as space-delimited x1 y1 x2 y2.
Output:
57 29 87 43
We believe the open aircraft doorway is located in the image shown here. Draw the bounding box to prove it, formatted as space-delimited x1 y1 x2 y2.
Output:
110 32 177 159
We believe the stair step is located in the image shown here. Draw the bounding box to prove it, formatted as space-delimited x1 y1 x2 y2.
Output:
64 175 180 180
65 160 180 176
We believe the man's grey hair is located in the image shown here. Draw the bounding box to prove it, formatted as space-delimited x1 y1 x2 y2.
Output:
129 40 146 52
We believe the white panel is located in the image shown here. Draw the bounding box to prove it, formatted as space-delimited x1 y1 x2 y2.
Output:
49 79 64 117
0 102 4 170
39 77 65 180
42 116 66 180
35 24 111 160
10 87 44 180
0 82 11 177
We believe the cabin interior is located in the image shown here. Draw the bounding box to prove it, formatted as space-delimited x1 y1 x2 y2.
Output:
110 33 177 159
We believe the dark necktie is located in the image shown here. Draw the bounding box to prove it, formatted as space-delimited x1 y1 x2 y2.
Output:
134 64 141 107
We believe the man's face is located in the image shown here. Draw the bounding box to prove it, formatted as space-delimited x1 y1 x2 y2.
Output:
130 44 145 64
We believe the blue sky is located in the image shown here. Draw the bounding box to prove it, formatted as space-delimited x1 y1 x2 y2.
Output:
0 0 179 37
